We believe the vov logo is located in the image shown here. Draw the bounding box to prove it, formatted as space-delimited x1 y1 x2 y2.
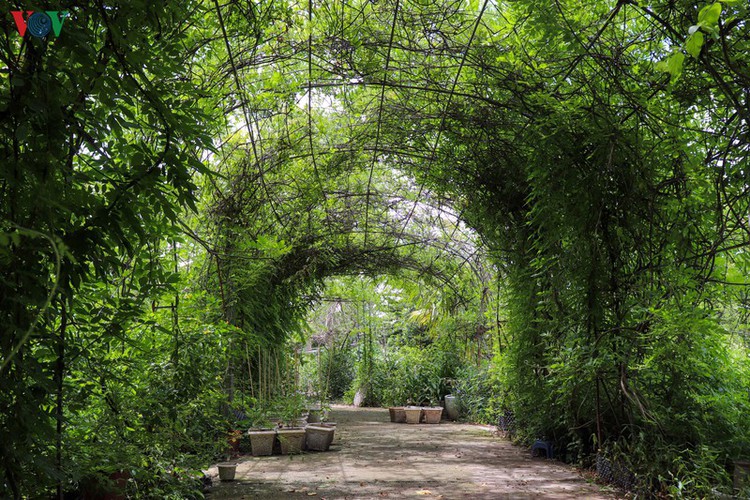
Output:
11 11 69 38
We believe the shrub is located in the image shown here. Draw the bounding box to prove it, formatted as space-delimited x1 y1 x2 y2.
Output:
453 361 507 424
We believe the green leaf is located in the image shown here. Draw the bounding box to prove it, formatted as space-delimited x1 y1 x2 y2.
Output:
666 52 685 80
697 2 722 27
686 31 704 58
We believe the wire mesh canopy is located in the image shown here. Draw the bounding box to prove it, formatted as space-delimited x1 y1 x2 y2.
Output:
202 0 750 289
203 0 516 285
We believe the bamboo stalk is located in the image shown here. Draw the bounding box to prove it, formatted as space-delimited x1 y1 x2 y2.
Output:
257 344 262 404
275 350 280 395
245 342 254 399
265 348 270 401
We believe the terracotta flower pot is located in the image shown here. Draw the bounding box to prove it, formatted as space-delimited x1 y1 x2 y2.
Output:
227 430 242 457
393 407 406 423
389 406 407 423
404 406 422 424
422 407 443 424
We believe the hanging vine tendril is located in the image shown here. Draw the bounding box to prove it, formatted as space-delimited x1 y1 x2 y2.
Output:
0 226 62 373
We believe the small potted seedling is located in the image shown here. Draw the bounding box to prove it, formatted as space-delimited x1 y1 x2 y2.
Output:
276 394 307 454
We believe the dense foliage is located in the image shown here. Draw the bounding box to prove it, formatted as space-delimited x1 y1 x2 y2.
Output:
2 0 750 497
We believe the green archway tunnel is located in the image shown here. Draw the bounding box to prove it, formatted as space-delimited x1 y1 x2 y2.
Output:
1 0 749 497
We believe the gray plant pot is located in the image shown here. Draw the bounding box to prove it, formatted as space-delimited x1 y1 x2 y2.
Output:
444 395 459 420
318 422 336 446
307 409 321 423
306 425 335 451
217 463 237 481
248 429 276 456
277 428 306 454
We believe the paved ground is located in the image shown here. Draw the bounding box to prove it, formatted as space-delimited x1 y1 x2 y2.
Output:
206 406 618 499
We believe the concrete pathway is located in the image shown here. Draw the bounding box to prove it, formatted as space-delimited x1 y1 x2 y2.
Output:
206 406 617 499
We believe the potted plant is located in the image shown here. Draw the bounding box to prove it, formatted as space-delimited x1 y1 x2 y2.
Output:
305 424 335 452
422 406 443 424
277 427 306 454
388 407 398 422
276 394 307 454
278 393 308 428
388 406 406 423
307 402 322 423
227 404 254 457
226 429 243 457
444 394 459 420
316 410 337 447
248 428 276 456
245 405 276 457
319 422 336 447
217 462 237 481
404 406 422 424
307 400 331 423
320 401 332 422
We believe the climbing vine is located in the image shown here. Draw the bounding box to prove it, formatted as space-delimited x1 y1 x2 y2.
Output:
1 0 749 497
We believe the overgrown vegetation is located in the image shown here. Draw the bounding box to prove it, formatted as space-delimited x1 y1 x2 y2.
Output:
2 0 750 497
